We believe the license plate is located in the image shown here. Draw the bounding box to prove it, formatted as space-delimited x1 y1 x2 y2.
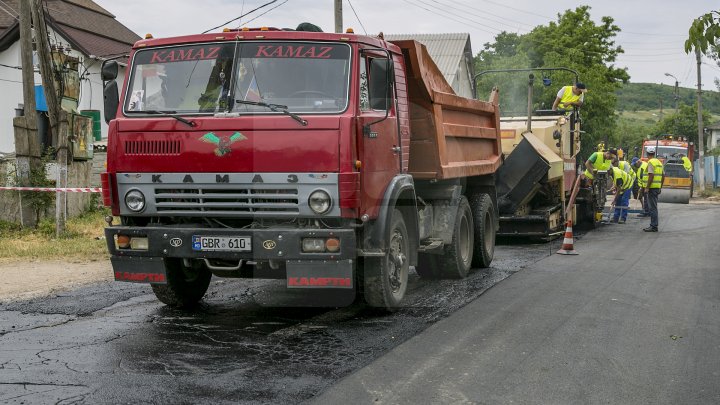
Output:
192 236 251 252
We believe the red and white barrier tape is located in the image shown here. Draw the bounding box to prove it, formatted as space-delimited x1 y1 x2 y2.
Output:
0 186 101 193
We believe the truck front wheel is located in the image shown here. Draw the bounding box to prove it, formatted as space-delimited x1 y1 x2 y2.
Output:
151 259 212 308
364 208 410 311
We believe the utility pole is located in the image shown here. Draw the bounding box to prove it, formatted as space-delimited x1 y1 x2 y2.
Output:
695 47 705 192
15 0 39 227
334 0 343 33
674 79 679 113
30 0 66 236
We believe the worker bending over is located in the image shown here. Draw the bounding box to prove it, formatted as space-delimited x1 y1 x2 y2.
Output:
583 148 616 184
610 165 634 224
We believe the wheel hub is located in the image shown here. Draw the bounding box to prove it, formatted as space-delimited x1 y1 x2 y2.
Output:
388 230 405 292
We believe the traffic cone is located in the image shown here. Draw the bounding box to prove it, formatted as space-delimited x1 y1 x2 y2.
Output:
556 220 579 255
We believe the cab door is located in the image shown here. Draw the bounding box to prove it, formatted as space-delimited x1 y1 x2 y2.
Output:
357 51 400 218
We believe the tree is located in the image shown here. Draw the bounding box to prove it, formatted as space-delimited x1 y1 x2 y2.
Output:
474 6 630 158
685 11 720 53
653 103 711 145
613 116 654 156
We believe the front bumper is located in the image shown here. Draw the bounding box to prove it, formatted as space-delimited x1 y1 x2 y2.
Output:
105 226 356 261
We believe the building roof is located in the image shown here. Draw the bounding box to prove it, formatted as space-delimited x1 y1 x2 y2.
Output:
706 121 720 130
385 33 473 85
0 0 139 58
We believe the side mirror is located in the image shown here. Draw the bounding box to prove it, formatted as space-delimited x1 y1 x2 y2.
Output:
103 80 119 124
101 60 118 81
369 58 393 110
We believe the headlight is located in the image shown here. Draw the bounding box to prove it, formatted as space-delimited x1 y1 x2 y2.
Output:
308 189 332 214
125 189 146 212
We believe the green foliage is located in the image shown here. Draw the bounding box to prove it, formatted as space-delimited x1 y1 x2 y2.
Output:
612 115 654 155
474 6 629 159
616 83 720 112
707 146 720 157
0 220 22 233
653 103 712 144
10 151 56 226
686 11 720 53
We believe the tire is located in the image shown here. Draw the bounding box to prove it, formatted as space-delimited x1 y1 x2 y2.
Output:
470 193 495 268
438 196 474 278
364 208 410 311
151 259 212 308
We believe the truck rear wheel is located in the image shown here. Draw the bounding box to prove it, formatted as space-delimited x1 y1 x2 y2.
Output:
438 196 474 278
364 208 410 311
470 192 495 268
151 259 212 308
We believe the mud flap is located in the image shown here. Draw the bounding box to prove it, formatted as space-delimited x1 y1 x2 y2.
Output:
111 256 167 284
286 260 353 289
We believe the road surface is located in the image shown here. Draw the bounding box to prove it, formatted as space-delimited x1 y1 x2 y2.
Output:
315 202 720 404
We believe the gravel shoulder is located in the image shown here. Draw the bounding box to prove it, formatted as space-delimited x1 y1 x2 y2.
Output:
0 258 112 302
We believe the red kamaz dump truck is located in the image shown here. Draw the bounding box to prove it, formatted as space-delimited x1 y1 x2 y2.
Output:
100 27 502 311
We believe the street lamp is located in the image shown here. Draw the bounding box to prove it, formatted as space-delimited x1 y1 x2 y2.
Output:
664 72 680 113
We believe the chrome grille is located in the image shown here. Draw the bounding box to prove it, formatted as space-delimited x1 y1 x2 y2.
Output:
125 140 181 155
154 187 300 214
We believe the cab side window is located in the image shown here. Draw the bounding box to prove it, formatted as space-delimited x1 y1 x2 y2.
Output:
359 55 370 111
360 54 393 111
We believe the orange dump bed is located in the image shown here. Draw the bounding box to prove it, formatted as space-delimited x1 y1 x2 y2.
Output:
391 40 502 180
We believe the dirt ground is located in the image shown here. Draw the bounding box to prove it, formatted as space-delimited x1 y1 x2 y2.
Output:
0 258 112 302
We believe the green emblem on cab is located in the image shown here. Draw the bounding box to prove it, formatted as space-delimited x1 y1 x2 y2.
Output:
200 132 246 156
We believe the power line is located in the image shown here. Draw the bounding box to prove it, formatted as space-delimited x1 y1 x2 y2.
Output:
429 0 532 32
617 57 690 62
620 52 688 57
702 62 720 74
242 0 288 26
0 62 22 70
402 0 500 35
475 0 553 20
0 0 18 20
0 77 23 84
413 0 503 33
346 0 367 35
620 30 687 38
202 0 278 34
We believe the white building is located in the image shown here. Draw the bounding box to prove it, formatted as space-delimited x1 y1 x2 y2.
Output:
706 121 720 151
0 0 140 155
385 33 475 98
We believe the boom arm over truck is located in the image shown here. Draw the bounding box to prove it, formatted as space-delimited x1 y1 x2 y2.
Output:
100 28 502 311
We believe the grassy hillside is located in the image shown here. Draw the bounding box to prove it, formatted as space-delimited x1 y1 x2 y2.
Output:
616 82 720 113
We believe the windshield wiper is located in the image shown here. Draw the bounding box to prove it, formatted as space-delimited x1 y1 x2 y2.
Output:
234 100 308 126
126 110 196 128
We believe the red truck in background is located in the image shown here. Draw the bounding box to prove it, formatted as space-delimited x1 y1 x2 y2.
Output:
100 27 502 311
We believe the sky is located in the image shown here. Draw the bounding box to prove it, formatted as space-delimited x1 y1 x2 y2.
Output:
92 0 719 91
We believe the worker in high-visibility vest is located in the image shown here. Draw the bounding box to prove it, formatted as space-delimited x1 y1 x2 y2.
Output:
642 146 664 232
552 82 586 110
610 165 634 223
583 148 616 184
632 157 650 217
680 154 693 173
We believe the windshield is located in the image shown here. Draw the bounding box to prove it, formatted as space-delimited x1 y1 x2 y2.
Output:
643 146 687 160
125 42 351 115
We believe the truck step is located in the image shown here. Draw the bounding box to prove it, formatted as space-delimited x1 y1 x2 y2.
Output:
418 239 443 253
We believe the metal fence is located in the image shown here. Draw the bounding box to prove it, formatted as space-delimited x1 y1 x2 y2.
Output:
695 156 719 188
